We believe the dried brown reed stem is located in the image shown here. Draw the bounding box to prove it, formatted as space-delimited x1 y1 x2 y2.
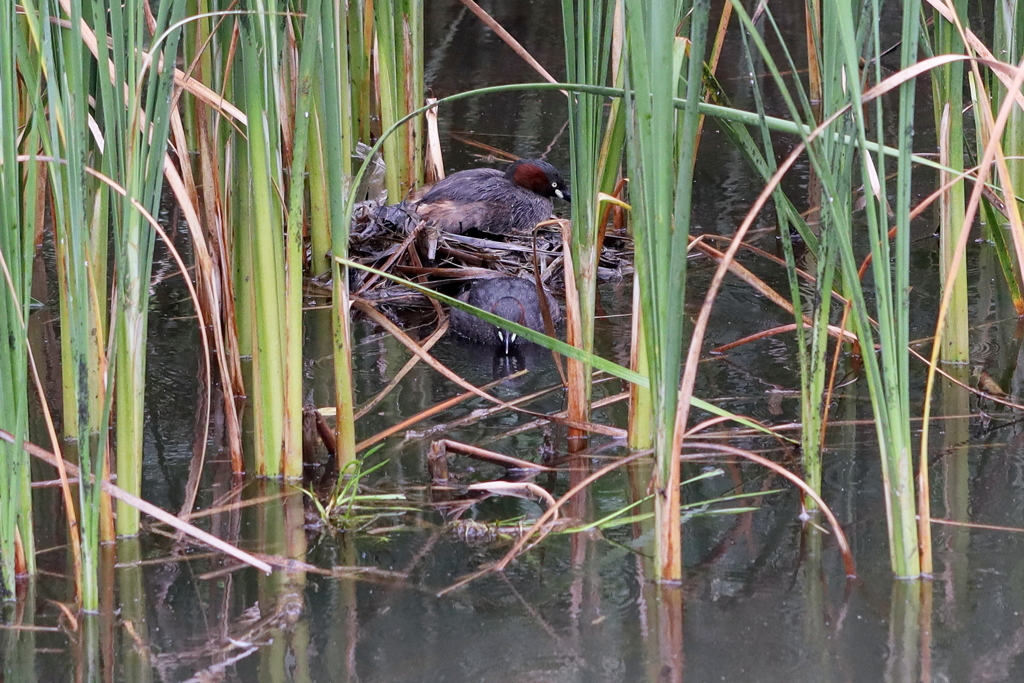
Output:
167 119 244 466
446 133 518 162
560 221 590 451
403 236 445 319
688 236 808 321
683 442 856 577
184 491 294 522
457 0 558 84
711 322 857 354
431 439 555 471
355 221 425 295
467 481 558 514
411 380 574 441
477 386 629 447
394 266 503 279
424 98 445 183
698 232 845 302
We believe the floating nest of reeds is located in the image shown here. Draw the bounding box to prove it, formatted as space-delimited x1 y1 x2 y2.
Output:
315 198 635 316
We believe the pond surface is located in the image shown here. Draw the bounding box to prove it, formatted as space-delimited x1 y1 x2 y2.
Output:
6 1 1024 682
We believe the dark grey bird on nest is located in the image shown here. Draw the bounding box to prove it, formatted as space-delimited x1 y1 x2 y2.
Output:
377 159 571 258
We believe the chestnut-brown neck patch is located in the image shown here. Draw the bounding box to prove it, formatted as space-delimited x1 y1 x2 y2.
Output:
510 162 548 194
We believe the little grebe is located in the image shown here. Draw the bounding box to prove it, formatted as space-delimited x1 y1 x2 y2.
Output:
449 276 561 354
379 159 570 248
415 158 570 236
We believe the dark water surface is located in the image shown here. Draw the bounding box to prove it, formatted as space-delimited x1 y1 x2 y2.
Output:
7 1 1024 681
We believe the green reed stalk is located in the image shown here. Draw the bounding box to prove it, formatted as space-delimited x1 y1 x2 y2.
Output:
756 1 847 503
561 0 620 434
239 4 290 475
349 0 372 143
734 12 828 498
709 3 831 492
96 0 186 535
994 1 1024 195
374 0 423 200
628 272 653 450
406 0 424 186
623 0 705 582
308 97 332 276
930 1 969 364
375 0 398 199
806 1 853 501
0 0 36 590
310 0 364 276
23 0 110 607
831 0 920 576
280 0 324 479
233 130 255 359
979 194 1024 311
731 0 922 576
887 0 924 576
321 0 359 467
986 0 1024 315
116 540 152 682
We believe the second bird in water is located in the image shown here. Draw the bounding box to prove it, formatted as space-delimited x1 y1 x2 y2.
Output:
450 276 561 355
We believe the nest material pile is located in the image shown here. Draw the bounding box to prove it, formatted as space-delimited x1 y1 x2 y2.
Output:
339 199 634 313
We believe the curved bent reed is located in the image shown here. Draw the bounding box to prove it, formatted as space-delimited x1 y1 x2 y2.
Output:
918 55 1024 577
342 256 779 436
682 442 856 578
672 53 980 579
351 370 530 452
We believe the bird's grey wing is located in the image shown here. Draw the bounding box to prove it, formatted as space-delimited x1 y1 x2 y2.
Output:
417 168 504 204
